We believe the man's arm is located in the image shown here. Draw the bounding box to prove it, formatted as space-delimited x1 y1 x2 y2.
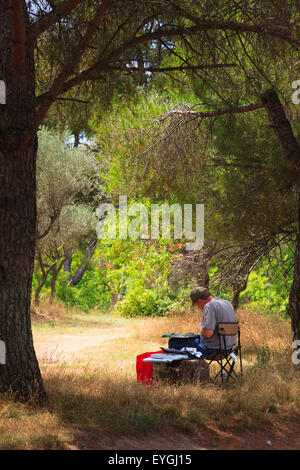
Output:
197 323 214 338
198 303 216 338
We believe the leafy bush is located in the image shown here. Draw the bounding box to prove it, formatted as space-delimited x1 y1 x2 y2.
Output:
51 236 173 314
56 270 110 313
240 257 292 318
114 284 175 318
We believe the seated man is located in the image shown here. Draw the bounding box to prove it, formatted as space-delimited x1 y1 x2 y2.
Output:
191 286 237 355
169 287 237 356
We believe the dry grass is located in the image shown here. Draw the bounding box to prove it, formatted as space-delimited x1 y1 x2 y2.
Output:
0 305 300 449
0 398 70 449
31 300 128 336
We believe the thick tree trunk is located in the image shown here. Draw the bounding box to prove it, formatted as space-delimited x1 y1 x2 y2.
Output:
289 193 300 341
0 140 46 402
0 3 46 402
261 89 300 174
261 89 300 342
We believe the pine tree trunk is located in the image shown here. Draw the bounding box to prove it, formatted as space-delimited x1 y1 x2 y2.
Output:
289 193 300 341
261 89 300 173
0 139 46 402
0 3 46 402
261 89 300 342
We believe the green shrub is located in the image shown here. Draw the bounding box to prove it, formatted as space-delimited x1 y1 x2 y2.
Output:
56 270 111 313
114 285 174 317
240 263 291 318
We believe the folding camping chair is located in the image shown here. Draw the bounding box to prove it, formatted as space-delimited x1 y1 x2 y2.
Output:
204 322 243 384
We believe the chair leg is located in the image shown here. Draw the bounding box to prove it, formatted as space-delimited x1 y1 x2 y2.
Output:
239 347 243 377
225 359 236 382
207 349 243 385
213 358 231 383
221 359 224 384
210 360 223 383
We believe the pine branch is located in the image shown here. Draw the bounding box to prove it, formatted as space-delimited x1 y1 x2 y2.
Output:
157 102 265 121
47 19 299 100
103 21 299 62
104 63 237 73
23 2 110 145
28 0 85 43
22 13 298 145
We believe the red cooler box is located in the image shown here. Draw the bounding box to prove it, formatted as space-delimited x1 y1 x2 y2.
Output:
136 351 162 385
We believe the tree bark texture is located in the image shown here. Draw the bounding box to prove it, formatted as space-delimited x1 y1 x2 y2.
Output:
261 89 300 341
0 2 46 402
289 193 300 341
261 89 300 174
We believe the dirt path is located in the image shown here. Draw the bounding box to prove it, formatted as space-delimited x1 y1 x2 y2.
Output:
69 420 300 450
72 420 300 450
35 330 129 364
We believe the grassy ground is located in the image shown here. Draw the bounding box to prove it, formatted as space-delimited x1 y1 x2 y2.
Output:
0 303 300 449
